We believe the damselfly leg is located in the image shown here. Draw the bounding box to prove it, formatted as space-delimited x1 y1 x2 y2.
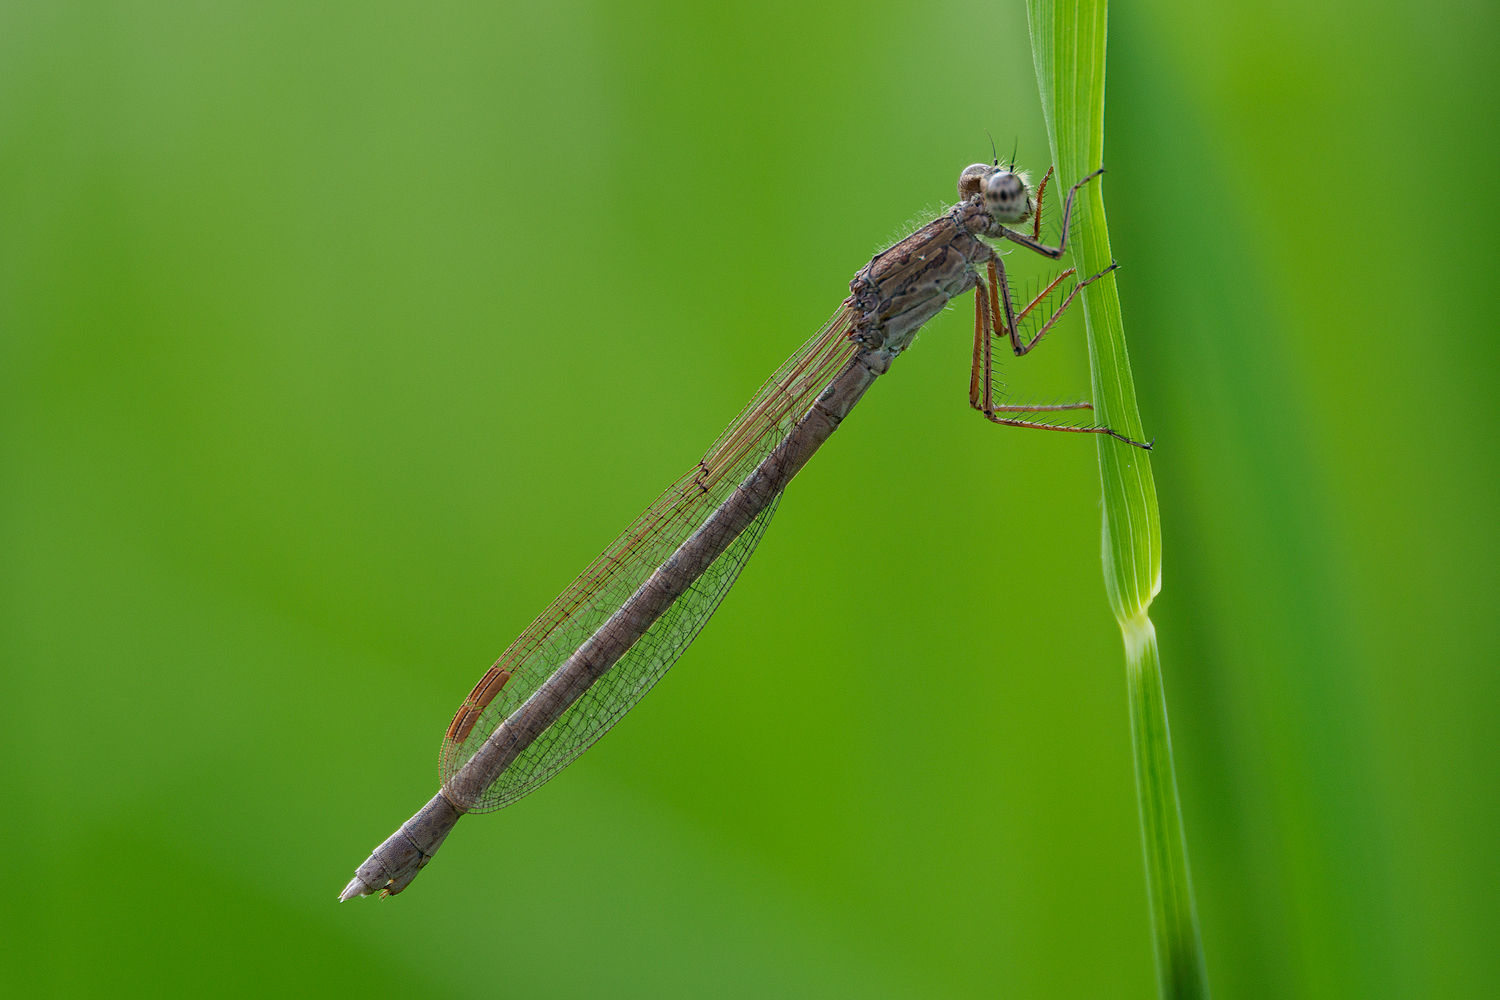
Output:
968 168 1151 451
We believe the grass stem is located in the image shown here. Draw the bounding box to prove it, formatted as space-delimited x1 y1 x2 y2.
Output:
1024 1 1210 995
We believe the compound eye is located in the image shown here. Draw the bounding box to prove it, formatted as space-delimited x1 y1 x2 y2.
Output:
983 171 1029 222
958 163 992 200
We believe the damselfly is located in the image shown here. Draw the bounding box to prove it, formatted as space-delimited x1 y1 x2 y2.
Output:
340 160 1147 900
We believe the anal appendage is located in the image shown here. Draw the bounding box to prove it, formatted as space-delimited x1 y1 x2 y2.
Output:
339 791 463 900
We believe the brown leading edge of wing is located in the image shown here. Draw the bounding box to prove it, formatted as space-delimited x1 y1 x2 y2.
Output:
446 665 514 745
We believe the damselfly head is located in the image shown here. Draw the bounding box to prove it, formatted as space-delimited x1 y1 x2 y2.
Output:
957 163 1035 224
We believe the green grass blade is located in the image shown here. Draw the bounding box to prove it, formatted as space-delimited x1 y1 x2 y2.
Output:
1024 1 1210 996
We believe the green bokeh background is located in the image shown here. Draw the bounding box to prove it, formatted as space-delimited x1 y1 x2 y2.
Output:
3 1 1495 997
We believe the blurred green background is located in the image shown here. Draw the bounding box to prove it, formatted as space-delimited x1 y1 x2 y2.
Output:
3 1 1495 997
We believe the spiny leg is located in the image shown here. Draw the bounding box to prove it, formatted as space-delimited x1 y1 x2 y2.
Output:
969 260 1078 414
987 258 1082 357
977 264 998 413
971 259 1089 415
986 403 1094 413
982 410 1152 450
969 278 988 410
987 254 1020 358
1001 167 1105 260
972 262 1092 413
988 252 1117 359
1007 261 1120 358
971 255 1150 450
1031 165 1054 242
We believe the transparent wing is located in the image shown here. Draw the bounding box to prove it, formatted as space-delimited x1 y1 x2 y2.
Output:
441 303 859 812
